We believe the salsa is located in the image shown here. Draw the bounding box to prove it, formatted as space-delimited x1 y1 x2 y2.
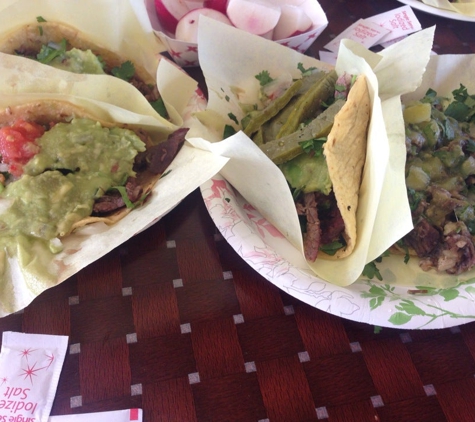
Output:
401 85 475 274
0 119 44 176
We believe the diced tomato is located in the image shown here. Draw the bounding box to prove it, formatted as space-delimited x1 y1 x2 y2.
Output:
0 119 45 176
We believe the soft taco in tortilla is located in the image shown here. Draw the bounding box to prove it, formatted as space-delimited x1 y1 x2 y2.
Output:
0 20 166 113
0 100 186 250
239 69 371 262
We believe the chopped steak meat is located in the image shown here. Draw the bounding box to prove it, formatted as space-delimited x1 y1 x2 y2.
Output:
93 128 188 215
296 191 345 262
404 218 440 257
134 128 188 175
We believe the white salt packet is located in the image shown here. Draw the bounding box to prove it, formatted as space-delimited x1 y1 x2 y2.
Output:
0 331 68 422
366 5 422 44
49 409 143 421
323 18 391 53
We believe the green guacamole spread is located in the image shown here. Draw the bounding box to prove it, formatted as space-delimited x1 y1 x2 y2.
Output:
0 118 145 242
48 48 106 74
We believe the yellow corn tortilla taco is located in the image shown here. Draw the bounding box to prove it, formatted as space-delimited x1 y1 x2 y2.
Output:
242 72 371 262
0 100 186 243
322 74 370 259
0 21 160 103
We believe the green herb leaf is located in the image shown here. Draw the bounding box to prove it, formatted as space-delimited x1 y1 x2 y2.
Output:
228 112 239 125
111 60 135 81
36 16 47 22
319 241 344 255
223 124 237 139
299 137 326 155
255 70 273 86
297 62 316 75
37 38 67 64
150 98 169 119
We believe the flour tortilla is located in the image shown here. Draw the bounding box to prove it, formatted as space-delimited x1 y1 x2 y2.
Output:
0 100 166 235
322 75 371 259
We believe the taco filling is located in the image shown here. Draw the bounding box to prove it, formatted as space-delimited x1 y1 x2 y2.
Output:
0 101 186 252
397 85 475 275
234 67 370 261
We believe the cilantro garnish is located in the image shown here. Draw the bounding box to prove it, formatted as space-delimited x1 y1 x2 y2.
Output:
37 38 67 64
320 241 344 256
228 112 239 125
299 137 326 155
111 60 135 81
160 169 172 179
444 84 475 123
150 98 169 119
109 186 150 209
255 70 273 86
36 16 47 22
297 62 316 75
223 124 237 139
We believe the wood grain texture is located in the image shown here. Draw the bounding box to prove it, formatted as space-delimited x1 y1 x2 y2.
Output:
1 1 475 421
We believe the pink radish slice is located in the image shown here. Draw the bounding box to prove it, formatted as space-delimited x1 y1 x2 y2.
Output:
226 0 281 36
203 0 228 14
154 0 190 35
175 8 232 43
273 4 312 40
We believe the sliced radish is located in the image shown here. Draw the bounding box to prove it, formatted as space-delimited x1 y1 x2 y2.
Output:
184 0 205 10
175 8 232 43
203 0 228 14
154 0 190 35
273 4 312 40
226 0 281 36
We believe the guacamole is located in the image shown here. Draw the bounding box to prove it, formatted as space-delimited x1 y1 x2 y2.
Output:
47 48 106 74
0 118 145 242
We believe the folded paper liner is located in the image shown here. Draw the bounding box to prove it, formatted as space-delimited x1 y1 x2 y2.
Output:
187 18 436 286
420 0 475 17
0 56 229 318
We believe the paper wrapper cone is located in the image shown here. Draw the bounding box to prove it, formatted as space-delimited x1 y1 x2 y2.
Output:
0 53 229 318
420 0 475 17
189 18 435 286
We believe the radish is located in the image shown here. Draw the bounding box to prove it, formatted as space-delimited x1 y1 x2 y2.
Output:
273 4 312 40
175 8 232 43
203 0 228 14
184 0 205 10
226 0 281 36
154 0 189 35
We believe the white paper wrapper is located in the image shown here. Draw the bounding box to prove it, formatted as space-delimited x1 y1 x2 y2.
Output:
191 19 435 286
146 0 328 67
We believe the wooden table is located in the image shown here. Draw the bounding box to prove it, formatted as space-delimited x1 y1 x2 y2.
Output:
2 0 475 421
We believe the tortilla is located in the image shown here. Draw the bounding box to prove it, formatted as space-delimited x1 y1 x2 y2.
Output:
0 100 181 237
0 21 158 98
322 75 371 259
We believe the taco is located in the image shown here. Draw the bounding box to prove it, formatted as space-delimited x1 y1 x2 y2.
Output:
240 69 371 262
0 20 166 113
0 100 186 248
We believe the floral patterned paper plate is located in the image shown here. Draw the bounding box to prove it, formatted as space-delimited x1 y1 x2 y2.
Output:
201 174 475 330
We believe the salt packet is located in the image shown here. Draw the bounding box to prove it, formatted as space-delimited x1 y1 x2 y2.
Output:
49 409 143 421
0 332 68 422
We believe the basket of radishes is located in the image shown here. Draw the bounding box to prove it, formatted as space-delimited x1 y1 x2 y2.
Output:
147 0 328 67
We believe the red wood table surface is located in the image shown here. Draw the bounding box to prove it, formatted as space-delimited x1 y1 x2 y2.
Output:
2 1 475 421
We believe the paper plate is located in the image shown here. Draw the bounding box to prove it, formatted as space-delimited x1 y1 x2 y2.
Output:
201 175 475 330
398 0 475 22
